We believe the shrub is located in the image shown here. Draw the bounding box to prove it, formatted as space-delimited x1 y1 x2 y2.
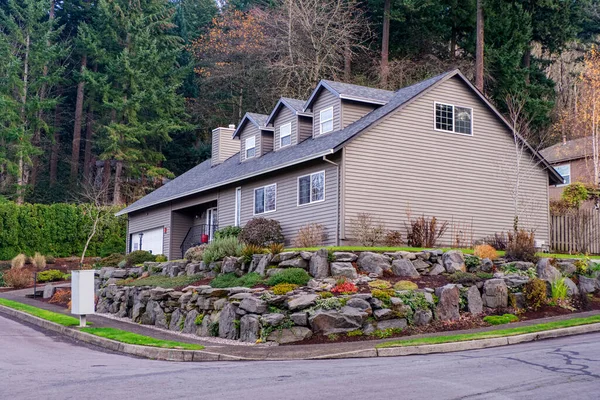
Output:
384 230 404 247
371 289 394 305
476 272 494 280
99 253 125 267
271 283 298 295
195 314 205 326
37 270 65 283
0 272 4 287
551 278 569 301
49 289 71 306
155 254 167 262
3 268 33 289
481 232 508 251
319 291 334 298
125 250 156 267
32 252 46 270
474 244 498 261
331 280 358 295
293 223 327 247
483 314 519 325
45 255 56 264
505 229 538 263
266 268 310 286
11 254 26 270
561 183 589 209
239 218 284 247
405 215 449 247
184 245 207 262
349 213 386 246
447 271 480 285
368 279 392 289
268 243 284 255
202 237 244 264
210 272 262 288
347 329 364 337
370 328 402 339
393 280 418 291
523 278 547 310
214 225 243 240
241 244 264 264
464 255 481 270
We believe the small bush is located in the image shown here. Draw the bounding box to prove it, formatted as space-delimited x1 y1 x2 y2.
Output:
293 223 327 247
368 279 392 289
241 244 264 264
11 254 26 270
405 215 448 247
393 280 418 291
99 253 125 267
239 218 284 247
37 270 65 283
271 283 298 295
481 232 508 251
331 280 358 295
184 245 207 262
125 250 156 267
214 225 243 240
210 272 262 288
32 252 46 270
3 268 33 289
551 278 569 301
483 314 518 325
523 278 547 310
505 229 538 263
350 213 386 246
447 271 480 285
195 314 205 326
268 243 284 255
266 268 310 286
203 237 244 264
474 244 498 261
464 255 481 270
155 254 167 262
384 230 404 247
45 255 56 264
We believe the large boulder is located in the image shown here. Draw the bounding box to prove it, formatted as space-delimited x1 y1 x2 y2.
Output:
579 276 598 294
356 252 391 277
309 249 330 279
466 285 483 315
345 298 372 313
435 284 460 321
391 259 420 277
221 256 240 274
42 284 56 299
182 309 200 334
411 259 430 272
413 309 432 326
168 309 184 331
442 251 466 273
309 309 366 334
376 318 407 330
279 258 309 269
261 313 285 327
536 258 562 282
286 294 318 311
290 312 308 326
563 277 579 296
140 299 159 325
333 252 358 262
239 296 267 314
482 279 508 309
557 262 576 277
330 262 358 279
254 254 272 276
428 263 445 276
218 303 239 340
239 314 260 342
267 327 312 344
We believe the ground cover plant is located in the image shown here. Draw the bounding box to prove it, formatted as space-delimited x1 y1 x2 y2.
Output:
79 327 204 350
483 314 519 325
266 268 310 286
0 298 81 326
119 274 204 288
202 236 244 264
209 272 262 288
37 269 67 283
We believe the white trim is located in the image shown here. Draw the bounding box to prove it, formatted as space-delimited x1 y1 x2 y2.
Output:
554 163 571 187
279 122 292 148
433 101 473 136
234 187 242 227
245 135 256 159
319 107 334 135
253 183 277 215
297 170 326 207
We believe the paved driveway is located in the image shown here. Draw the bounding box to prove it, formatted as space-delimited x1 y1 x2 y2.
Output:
1 313 599 400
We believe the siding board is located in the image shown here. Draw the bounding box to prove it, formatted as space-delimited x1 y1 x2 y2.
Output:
341 100 376 128
273 107 298 151
128 205 171 258
239 124 262 162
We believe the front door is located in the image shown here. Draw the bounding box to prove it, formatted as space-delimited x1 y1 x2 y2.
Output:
206 207 217 241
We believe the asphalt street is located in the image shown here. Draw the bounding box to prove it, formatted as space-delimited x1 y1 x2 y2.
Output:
1 313 599 400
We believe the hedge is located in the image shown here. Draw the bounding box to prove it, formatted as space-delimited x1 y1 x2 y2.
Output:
0 202 126 260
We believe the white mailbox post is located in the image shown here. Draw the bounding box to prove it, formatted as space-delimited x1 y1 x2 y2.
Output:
71 269 95 327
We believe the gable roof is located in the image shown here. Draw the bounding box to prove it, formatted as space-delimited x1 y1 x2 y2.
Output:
117 69 561 216
304 80 395 110
264 97 312 126
540 137 593 163
232 112 273 138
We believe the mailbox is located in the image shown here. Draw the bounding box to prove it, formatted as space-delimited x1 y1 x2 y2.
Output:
71 269 95 326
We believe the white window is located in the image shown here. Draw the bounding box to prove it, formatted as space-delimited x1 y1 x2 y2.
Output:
234 187 241 227
298 171 325 205
435 102 472 135
245 136 256 159
319 107 334 135
554 164 571 186
280 122 292 147
254 184 276 214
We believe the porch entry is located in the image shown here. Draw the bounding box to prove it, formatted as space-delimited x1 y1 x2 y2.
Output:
176 200 219 258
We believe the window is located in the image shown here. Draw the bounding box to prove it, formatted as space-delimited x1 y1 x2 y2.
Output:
298 171 325 205
554 164 571 186
245 136 256 159
435 102 472 135
254 184 276 214
234 187 241 226
319 107 334 135
280 123 292 147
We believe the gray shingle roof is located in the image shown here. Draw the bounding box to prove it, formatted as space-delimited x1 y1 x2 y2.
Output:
232 112 272 138
281 97 306 113
246 112 269 127
264 97 312 126
116 70 458 216
540 137 594 163
304 80 395 110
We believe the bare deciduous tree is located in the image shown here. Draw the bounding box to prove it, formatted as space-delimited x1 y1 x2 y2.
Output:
77 179 112 266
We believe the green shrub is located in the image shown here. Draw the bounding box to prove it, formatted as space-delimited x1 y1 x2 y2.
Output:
464 255 481 270
371 289 394 306
271 283 298 295
268 243 284 255
184 245 207 262
238 217 284 247
100 253 125 267
202 237 244 264
505 229 538 263
483 314 519 325
346 329 364 337
523 278 547 310
214 226 243 240
195 314 205 326
368 279 392 289
241 244 264 263
266 268 310 286
370 328 403 339
210 272 262 288
125 250 156 267
37 270 65 283
476 272 494 280
447 271 480 285
551 278 569 301
393 280 418 291
319 291 334 299
0 272 5 287
155 254 167 262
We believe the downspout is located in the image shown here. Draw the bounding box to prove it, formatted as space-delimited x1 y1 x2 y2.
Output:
322 155 340 245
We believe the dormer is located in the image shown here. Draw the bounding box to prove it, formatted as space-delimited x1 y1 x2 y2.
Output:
233 113 274 162
265 98 313 151
304 80 395 138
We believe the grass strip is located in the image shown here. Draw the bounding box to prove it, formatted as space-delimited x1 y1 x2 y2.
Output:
0 298 81 326
377 314 600 348
80 327 204 350
118 274 204 288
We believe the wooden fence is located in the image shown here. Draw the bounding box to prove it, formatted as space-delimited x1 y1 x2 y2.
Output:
551 209 600 255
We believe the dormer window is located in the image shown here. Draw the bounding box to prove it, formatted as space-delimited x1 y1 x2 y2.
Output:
245 136 256 159
280 122 291 147
435 102 472 135
319 107 334 135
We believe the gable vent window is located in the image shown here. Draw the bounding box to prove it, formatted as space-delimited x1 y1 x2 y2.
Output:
245 136 256 159
254 184 276 214
319 107 334 135
298 171 325 205
280 122 292 148
435 102 472 135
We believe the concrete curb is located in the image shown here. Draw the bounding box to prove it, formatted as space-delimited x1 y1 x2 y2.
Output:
3 304 600 362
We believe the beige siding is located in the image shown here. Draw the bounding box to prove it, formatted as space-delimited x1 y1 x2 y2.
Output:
170 211 193 259
128 205 171 258
273 107 298 151
343 76 550 244
298 116 313 143
312 90 341 137
218 186 237 227
171 192 218 211
239 124 261 162
341 100 376 128
261 131 274 155
211 127 238 166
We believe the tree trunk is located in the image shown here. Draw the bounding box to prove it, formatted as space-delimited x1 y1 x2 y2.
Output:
49 87 62 187
103 159 111 203
83 105 94 181
380 0 390 88
344 41 352 82
17 33 31 205
70 55 87 185
523 43 531 85
475 0 484 92
113 160 123 205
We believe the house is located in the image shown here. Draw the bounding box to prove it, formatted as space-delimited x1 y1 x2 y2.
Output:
117 70 562 259
540 136 598 199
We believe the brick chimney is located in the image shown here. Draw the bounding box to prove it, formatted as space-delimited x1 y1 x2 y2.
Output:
211 125 239 166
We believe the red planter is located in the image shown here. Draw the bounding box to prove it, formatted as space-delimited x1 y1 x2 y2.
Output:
201 234 209 244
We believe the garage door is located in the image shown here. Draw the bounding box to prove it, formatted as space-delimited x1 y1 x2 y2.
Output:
130 227 164 255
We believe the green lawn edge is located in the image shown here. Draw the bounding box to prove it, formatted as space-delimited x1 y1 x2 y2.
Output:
376 314 600 348
80 327 204 350
0 298 81 326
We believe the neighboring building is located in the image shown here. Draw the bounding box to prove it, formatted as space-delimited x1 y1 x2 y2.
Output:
117 70 562 259
540 136 599 200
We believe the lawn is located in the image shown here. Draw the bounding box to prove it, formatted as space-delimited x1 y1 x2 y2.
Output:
0 298 81 326
376 314 600 348
80 327 204 350
118 274 204 288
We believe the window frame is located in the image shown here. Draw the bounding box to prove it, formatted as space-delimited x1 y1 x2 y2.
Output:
234 186 242 227
554 163 571 187
253 183 277 215
319 107 334 135
433 102 473 136
245 135 256 159
279 122 292 148
297 171 326 207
